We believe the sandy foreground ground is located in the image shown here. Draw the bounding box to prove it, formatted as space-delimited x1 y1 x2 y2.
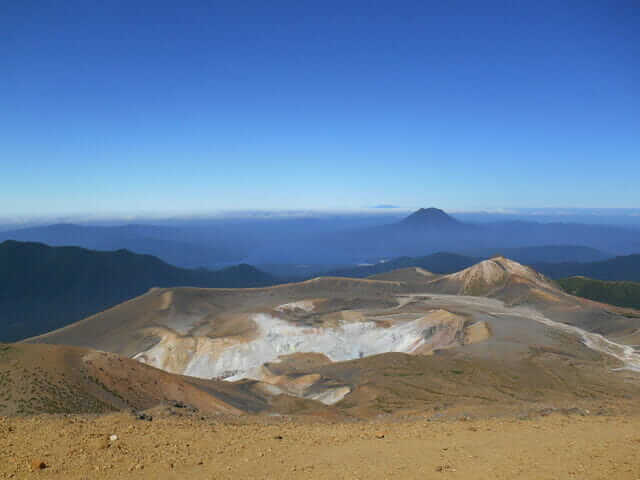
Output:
2 411 639 480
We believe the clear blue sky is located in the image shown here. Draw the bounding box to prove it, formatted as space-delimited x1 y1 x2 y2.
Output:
2 1 638 217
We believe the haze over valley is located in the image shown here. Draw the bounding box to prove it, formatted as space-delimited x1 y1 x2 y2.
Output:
2 207 638 269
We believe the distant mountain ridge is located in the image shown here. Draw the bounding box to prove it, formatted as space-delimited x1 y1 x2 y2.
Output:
320 208 640 265
463 245 610 264
327 253 478 278
0 223 245 269
2 209 639 266
0 240 275 342
328 249 640 283
534 255 640 282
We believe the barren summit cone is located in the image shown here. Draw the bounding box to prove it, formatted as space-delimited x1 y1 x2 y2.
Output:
435 255 557 296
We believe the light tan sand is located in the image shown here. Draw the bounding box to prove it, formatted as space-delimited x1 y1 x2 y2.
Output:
2 412 639 479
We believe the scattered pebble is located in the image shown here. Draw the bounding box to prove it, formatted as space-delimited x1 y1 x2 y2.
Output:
436 464 454 473
30 459 46 471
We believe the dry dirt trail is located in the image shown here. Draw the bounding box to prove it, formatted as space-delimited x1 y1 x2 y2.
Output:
2 412 640 479
410 293 640 372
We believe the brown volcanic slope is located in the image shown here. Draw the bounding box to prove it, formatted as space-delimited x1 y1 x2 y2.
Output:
0 343 328 417
21 258 640 418
27 277 405 357
369 266 438 283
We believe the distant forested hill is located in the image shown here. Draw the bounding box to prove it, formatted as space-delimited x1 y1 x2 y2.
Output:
557 277 640 310
0 223 246 269
533 255 640 282
0 240 275 342
330 251 640 283
464 245 610 264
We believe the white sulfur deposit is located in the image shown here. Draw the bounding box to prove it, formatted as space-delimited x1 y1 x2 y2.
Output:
214 313 434 381
274 300 316 313
134 311 465 382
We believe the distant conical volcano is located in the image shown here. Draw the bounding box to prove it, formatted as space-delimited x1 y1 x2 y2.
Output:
399 207 463 228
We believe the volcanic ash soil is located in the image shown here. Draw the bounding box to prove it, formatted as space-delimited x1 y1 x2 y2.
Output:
2 411 640 479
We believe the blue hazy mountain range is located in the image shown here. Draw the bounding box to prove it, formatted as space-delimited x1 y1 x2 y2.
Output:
1 208 637 268
328 252 640 286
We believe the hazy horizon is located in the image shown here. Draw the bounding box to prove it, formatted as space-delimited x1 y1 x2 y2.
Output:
3 207 640 231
